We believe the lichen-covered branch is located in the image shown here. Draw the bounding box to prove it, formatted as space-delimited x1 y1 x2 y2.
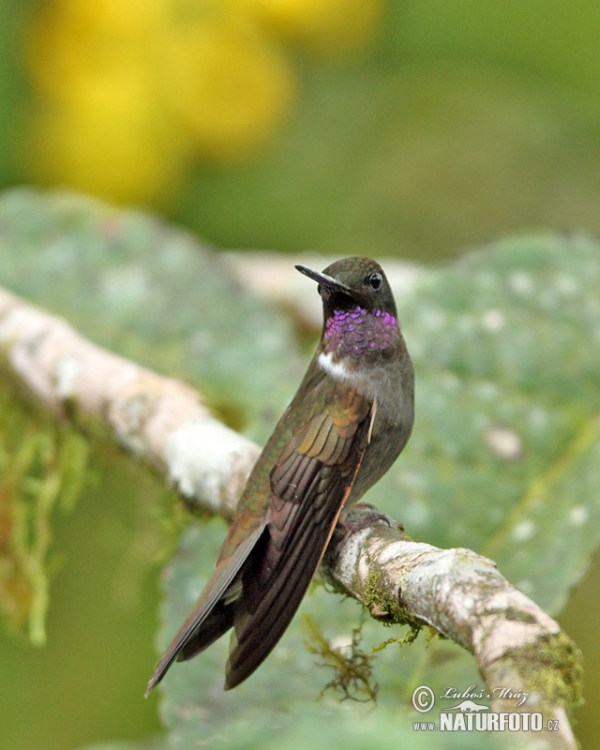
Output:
0 285 581 749
0 286 259 520
324 518 581 750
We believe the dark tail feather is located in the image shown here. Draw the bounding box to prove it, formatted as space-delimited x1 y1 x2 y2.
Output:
145 525 267 697
224 509 339 689
177 603 234 661
145 604 233 697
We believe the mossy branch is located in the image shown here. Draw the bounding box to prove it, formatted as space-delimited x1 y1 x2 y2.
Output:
323 515 582 750
0 285 582 749
0 286 260 522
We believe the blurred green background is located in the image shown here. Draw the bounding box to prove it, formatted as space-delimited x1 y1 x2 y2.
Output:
1 1 599 748
3 0 600 259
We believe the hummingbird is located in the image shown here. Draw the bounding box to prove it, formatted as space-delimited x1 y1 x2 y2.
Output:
146 256 414 694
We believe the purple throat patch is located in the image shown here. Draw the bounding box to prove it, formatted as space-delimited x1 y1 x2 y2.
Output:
324 306 398 357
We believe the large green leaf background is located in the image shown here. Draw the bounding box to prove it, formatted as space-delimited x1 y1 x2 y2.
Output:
0 191 598 748
0 189 302 438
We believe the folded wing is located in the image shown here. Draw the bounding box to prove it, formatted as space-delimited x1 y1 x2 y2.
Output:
225 387 374 689
146 378 374 694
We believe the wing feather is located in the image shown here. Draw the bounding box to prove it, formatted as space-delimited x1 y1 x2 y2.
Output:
226 481 345 688
145 524 266 696
224 386 374 689
148 369 376 694
299 413 331 457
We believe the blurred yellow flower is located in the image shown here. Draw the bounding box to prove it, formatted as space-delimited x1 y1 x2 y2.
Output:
26 0 165 101
24 0 382 205
28 93 187 206
236 0 382 53
165 16 294 160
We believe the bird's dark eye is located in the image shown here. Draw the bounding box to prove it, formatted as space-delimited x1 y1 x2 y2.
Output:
368 272 382 290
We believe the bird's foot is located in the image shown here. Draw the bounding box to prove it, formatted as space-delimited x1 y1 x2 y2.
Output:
334 503 391 549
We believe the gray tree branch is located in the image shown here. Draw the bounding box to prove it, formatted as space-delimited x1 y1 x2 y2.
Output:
0 285 581 749
324 519 580 749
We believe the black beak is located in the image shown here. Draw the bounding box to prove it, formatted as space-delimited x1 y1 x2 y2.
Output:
295 264 352 295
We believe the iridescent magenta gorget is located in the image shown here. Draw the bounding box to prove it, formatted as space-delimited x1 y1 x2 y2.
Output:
323 305 399 359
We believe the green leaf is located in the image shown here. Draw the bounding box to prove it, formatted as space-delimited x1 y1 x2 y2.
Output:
155 523 491 750
154 233 598 747
381 233 600 615
1 191 596 746
0 188 302 437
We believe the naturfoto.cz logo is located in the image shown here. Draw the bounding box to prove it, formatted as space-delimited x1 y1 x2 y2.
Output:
411 685 560 733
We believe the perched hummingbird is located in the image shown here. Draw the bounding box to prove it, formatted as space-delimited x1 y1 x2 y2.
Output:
146 256 414 694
